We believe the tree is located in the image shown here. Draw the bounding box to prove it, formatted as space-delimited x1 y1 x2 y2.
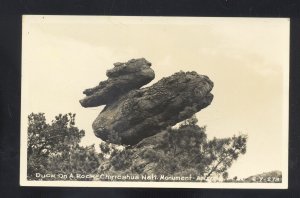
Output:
27 113 247 182
203 134 247 180
27 113 101 180
102 116 248 181
222 172 229 181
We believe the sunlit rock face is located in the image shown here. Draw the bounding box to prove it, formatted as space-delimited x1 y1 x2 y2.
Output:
80 58 214 146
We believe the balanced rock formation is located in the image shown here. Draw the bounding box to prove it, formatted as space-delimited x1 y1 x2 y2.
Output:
80 58 154 107
93 71 213 145
80 58 214 145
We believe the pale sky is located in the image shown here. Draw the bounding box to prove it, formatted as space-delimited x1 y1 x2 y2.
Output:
21 16 289 179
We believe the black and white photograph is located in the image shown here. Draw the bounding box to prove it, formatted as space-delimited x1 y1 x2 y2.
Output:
20 15 289 188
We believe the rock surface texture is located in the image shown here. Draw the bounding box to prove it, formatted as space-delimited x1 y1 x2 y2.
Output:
97 131 169 176
80 58 154 107
80 58 214 145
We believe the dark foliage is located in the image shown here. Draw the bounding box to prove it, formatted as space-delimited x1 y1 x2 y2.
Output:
27 113 247 181
27 113 102 181
100 116 248 181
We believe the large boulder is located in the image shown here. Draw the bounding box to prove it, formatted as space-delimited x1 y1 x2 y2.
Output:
80 58 154 107
92 71 214 145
